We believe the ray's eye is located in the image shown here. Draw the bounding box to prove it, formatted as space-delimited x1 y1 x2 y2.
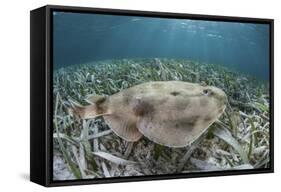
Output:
203 89 212 96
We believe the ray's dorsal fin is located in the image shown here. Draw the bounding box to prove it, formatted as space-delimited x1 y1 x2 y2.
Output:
68 95 109 119
68 104 96 119
86 95 107 104
68 104 112 119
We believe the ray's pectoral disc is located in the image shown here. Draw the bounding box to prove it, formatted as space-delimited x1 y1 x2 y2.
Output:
69 81 227 147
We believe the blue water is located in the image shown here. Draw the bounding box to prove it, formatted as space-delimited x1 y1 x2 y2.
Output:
53 11 270 80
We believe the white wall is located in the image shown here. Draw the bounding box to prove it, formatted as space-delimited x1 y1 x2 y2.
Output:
0 0 279 191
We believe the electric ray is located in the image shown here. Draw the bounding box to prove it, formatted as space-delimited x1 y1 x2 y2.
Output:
69 81 227 148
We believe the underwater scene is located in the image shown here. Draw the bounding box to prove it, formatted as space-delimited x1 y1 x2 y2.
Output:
52 11 270 180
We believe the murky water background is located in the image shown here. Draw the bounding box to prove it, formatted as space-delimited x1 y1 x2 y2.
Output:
53 11 270 80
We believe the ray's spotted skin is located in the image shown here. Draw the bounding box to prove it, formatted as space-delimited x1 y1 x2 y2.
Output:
69 81 227 148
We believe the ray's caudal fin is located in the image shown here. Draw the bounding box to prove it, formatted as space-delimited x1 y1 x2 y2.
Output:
68 95 110 119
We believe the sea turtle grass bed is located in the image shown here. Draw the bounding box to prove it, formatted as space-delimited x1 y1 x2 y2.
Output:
53 58 270 180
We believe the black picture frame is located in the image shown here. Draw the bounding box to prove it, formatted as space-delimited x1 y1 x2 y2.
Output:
30 4 274 187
